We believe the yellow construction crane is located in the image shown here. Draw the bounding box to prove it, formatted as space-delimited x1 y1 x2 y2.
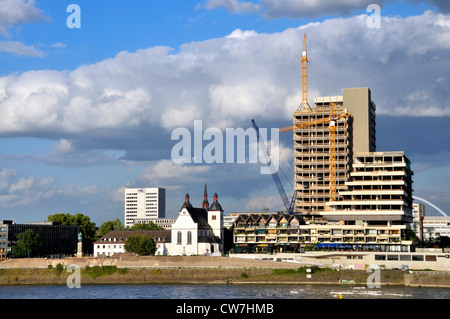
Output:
299 33 311 112
279 103 349 203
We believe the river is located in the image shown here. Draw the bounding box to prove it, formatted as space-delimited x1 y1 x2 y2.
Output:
0 283 448 299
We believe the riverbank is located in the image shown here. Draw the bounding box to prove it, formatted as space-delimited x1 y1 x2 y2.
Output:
0 266 405 286
1 256 450 287
1 267 449 288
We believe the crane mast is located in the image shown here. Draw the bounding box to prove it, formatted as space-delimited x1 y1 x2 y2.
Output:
300 34 310 112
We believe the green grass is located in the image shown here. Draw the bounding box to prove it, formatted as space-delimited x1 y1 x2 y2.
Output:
83 266 119 279
271 266 332 276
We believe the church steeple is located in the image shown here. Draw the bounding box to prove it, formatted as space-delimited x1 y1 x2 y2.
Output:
181 193 193 210
202 179 209 210
209 192 223 212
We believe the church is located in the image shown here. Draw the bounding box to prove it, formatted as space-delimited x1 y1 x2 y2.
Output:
170 183 224 256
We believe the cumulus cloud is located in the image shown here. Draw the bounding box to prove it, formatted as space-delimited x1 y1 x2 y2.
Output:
201 0 450 18
0 0 48 36
260 0 387 18
0 40 44 56
0 175 55 207
0 10 448 172
0 11 448 139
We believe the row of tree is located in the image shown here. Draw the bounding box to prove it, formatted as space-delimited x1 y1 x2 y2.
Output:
12 213 164 258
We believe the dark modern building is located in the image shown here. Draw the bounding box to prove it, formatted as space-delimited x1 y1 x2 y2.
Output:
0 220 79 258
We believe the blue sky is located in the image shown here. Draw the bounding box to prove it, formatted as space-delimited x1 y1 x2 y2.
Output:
0 0 449 225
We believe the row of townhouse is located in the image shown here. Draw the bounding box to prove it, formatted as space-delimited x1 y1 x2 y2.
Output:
233 213 305 253
233 212 411 253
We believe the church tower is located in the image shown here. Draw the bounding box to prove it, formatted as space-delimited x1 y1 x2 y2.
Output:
208 192 224 242
202 181 209 210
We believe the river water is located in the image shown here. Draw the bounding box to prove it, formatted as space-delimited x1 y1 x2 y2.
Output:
0 283 448 299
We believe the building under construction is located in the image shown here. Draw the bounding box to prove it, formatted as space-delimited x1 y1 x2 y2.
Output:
232 34 416 253
291 88 376 214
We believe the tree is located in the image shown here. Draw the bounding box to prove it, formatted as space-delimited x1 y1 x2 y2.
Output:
124 235 156 256
12 229 41 258
97 218 125 237
48 213 97 254
129 221 163 231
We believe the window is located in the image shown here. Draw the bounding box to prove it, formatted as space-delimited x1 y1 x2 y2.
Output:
177 231 182 245
187 231 192 245
212 215 216 220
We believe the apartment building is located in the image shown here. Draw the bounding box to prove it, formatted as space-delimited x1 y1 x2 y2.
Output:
124 188 166 228
233 213 305 253
321 151 414 251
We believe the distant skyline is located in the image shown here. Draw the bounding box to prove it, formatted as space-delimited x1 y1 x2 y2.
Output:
0 0 449 225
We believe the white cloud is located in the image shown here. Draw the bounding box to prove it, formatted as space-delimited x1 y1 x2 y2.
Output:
0 40 44 56
245 194 282 211
0 11 449 143
0 168 18 192
140 160 212 182
0 0 48 37
201 0 450 18
202 0 260 14
261 0 385 18
55 139 74 153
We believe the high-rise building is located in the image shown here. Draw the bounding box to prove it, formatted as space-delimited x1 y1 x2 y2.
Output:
293 87 376 214
124 187 166 228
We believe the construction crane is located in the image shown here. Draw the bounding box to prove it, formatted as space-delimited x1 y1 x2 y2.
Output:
279 103 349 203
252 119 296 214
299 33 311 112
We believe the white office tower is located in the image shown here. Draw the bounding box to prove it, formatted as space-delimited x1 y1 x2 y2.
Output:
124 188 166 228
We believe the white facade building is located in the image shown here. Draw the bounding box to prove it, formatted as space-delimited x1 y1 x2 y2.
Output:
423 216 450 240
93 230 171 257
124 187 165 228
170 190 224 256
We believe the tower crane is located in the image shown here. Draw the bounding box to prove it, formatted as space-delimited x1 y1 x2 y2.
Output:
252 119 296 214
279 103 349 204
299 33 311 112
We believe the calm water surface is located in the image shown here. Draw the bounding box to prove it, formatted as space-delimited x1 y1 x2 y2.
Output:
0 284 449 299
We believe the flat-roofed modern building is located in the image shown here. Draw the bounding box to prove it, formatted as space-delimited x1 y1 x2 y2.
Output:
423 216 450 240
124 187 166 228
1 220 79 258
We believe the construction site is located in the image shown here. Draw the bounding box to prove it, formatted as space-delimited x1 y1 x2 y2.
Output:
234 34 418 256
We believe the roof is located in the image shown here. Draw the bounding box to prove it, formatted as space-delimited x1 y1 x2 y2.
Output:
185 207 213 231
209 192 223 212
234 213 305 225
198 236 221 244
95 230 171 244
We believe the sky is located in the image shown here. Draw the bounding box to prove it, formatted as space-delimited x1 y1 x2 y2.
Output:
0 0 449 226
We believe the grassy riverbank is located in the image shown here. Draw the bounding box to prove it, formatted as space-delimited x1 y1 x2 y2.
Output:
0 266 407 286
